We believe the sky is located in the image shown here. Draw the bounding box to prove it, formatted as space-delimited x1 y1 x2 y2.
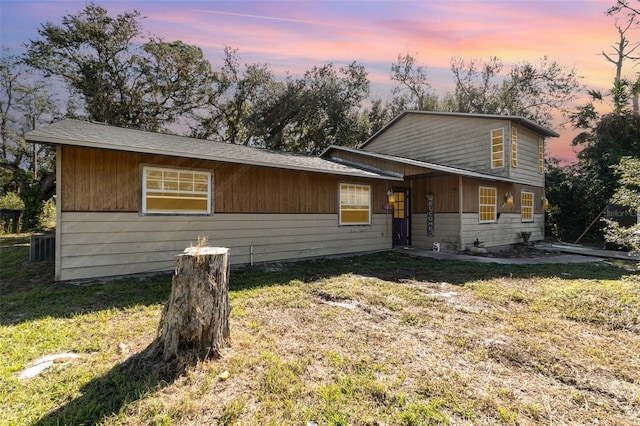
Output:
0 0 630 163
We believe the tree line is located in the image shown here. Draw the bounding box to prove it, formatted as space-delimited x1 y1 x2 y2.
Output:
1 1 638 252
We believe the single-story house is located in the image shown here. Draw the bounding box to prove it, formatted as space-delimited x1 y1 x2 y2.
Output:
26 111 557 281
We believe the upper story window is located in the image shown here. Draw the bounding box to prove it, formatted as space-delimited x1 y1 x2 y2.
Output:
521 191 534 222
538 138 544 174
339 183 371 225
142 166 212 214
511 127 518 168
491 128 504 168
479 186 497 223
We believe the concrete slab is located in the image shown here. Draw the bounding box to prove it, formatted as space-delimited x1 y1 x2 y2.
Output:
394 245 640 265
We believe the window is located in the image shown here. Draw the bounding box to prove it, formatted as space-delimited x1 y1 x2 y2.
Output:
142 166 211 214
339 183 371 225
491 128 504 168
479 186 497 223
511 127 518 168
521 191 534 222
538 138 544 174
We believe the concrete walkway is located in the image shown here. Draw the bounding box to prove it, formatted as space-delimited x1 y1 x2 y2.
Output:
395 243 640 265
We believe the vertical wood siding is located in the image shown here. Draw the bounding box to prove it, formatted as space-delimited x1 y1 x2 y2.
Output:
56 212 392 281
59 146 393 214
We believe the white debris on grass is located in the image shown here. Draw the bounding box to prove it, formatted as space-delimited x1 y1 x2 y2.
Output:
18 352 81 380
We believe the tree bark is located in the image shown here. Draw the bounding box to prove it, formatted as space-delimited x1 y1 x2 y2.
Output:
156 247 230 362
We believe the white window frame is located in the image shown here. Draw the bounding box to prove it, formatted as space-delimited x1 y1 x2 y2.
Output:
339 183 371 226
142 166 212 215
491 128 504 169
479 186 497 223
521 191 534 223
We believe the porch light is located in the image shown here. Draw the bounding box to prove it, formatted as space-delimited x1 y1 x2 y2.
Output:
542 195 549 208
505 192 514 204
387 190 394 203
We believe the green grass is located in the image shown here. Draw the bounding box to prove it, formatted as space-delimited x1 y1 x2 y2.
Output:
1 234 639 425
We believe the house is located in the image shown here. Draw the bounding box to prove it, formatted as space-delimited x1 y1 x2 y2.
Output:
26 111 557 281
321 111 558 251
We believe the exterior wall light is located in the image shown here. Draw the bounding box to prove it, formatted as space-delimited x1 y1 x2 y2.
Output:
505 192 514 204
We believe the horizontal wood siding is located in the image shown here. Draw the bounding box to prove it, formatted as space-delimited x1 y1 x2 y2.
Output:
460 213 544 249
510 125 545 186
364 114 511 176
412 213 460 250
60 146 393 214
56 212 392 281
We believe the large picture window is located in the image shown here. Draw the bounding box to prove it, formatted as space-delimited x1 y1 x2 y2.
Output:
491 128 504 168
479 186 497 223
142 166 211 214
521 191 534 222
339 183 371 225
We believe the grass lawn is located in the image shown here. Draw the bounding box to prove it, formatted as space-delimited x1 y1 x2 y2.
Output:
1 234 639 425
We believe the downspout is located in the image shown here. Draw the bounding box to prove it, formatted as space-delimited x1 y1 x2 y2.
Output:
458 175 464 251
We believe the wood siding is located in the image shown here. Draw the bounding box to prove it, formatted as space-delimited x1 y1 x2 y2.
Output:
509 125 545 186
411 213 460 250
460 178 544 215
59 146 393 214
460 213 544 249
364 115 547 187
364 114 511 176
56 212 392 281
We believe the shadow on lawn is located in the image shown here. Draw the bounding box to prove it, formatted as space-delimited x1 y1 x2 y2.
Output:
33 342 197 426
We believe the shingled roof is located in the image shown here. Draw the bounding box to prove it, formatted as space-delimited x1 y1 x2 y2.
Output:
26 119 400 180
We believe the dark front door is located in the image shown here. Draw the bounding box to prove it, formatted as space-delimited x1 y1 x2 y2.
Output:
392 189 410 246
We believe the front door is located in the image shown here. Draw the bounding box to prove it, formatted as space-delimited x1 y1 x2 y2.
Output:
392 189 410 246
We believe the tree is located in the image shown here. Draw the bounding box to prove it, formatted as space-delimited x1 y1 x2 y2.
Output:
0 48 60 231
603 157 640 253
195 46 275 144
447 56 581 127
389 53 438 115
25 3 214 131
248 61 371 154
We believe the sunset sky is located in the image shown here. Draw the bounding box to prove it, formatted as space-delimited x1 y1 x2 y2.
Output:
0 0 630 163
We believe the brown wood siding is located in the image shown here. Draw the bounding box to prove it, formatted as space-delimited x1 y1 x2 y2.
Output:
461 178 544 214
410 175 459 214
60 146 392 214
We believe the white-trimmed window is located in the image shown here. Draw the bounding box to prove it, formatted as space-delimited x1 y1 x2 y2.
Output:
339 183 371 225
538 138 544 174
521 191 534 222
511 127 518 168
479 186 497 223
142 166 212 214
491 128 504 168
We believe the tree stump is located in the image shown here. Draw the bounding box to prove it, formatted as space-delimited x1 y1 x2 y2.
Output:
156 246 231 362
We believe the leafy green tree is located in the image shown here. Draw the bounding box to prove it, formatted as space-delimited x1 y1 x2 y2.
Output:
0 48 60 231
25 3 214 131
248 61 370 154
603 157 640 253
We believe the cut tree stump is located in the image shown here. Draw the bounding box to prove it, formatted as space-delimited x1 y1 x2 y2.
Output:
156 246 231 362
